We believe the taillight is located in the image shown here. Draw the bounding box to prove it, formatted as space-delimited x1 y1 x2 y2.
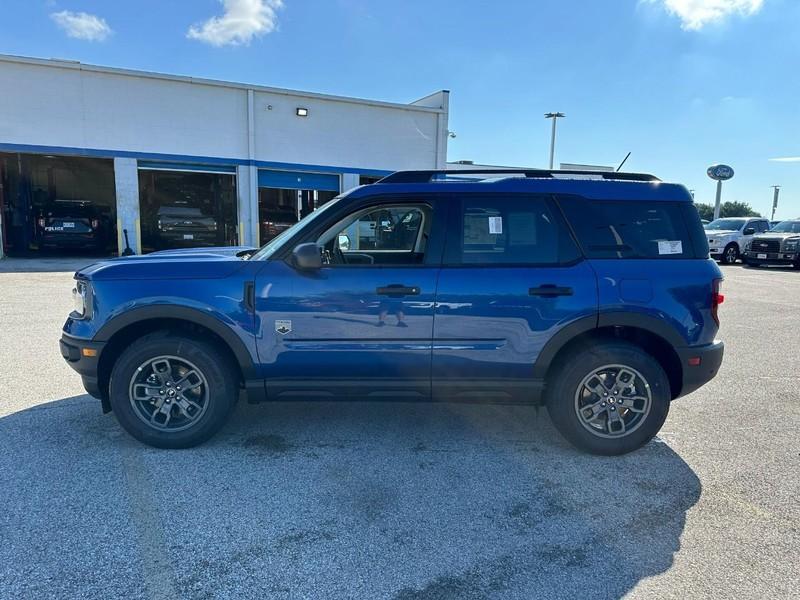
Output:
711 278 724 326
37 218 46 228
91 219 99 229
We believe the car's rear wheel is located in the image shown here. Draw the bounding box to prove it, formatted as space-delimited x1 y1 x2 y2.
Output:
109 332 238 448
720 243 739 265
546 341 670 455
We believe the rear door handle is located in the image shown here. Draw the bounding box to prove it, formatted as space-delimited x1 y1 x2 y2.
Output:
376 284 420 297
529 285 573 297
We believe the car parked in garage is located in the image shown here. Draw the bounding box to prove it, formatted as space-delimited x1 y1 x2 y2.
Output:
37 200 110 252
744 219 800 268
60 169 724 456
705 217 771 264
155 203 219 249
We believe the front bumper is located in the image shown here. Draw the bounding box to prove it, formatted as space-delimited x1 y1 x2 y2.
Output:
675 340 724 398
744 250 798 266
60 333 107 405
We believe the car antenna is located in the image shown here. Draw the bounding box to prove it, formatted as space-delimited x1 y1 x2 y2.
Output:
121 229 136 256
616 152 631 172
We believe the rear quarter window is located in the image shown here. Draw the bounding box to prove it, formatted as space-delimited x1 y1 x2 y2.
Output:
557 196 702 259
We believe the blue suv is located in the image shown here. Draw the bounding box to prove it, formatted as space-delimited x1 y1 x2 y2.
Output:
61 169 724 455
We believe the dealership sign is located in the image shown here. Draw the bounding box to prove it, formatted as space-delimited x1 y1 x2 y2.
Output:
707 164 734 181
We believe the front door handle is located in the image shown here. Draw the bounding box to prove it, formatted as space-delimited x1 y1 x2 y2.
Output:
377 284 420 297
529 285 573 297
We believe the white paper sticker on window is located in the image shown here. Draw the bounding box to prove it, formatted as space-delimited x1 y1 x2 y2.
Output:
658 240 682 255
488 216 503 235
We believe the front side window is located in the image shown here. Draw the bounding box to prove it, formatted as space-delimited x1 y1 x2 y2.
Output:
317 204 431 266
559 198 695 259
448 196 579 265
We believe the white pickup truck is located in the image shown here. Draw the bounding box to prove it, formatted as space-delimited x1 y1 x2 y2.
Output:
705 217 771 264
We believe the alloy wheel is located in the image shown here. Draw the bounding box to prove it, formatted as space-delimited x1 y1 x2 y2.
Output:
128 355 210 432
573 364 652 439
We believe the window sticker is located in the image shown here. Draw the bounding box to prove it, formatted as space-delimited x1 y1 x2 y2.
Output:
488 216 503 235
657 240 682 255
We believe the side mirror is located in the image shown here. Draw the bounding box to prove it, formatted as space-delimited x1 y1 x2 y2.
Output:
743 227 755 235
337 234 351 251
292 242 322 270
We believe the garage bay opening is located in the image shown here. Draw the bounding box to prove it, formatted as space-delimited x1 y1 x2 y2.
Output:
0 153 117 257
138 165 238 253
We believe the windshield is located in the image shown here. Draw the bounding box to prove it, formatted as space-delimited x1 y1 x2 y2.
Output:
769 221 800 234
705 218 746 231
249 197 342 261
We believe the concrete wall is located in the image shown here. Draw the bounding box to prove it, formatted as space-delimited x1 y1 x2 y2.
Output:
0 55 448 172
0 54 450 253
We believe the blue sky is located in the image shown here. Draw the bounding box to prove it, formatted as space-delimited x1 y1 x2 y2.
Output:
2 0 799 218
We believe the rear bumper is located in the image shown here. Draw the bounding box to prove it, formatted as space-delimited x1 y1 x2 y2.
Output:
41 233 102 248
675 340 724 399
60 333 106 402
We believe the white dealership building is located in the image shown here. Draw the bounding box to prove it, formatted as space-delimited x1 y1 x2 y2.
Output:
0 54 449 255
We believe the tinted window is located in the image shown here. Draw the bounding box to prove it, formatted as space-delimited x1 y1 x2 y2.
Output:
559 197 695 259
447 196 579 265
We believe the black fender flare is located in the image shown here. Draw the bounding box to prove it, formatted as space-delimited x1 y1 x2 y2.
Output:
94 305 257 380
532 312 684 380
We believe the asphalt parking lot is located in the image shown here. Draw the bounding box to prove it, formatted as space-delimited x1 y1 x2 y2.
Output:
0 258 798 599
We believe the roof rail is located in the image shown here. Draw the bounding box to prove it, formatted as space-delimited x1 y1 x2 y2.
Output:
377 169 661 184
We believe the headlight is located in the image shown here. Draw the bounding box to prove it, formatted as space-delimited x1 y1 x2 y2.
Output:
785 241 798 251
744 241 752 251
71 280 90 318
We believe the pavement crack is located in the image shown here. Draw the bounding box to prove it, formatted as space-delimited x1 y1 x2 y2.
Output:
119 444 179 600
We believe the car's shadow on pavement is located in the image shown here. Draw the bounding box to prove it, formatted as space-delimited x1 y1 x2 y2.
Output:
1 395 701 600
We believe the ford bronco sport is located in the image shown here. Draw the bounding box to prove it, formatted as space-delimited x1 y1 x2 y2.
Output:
61 169 725 455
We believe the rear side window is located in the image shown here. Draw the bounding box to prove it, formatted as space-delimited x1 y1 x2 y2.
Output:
558 196 699 259
445 195 580 265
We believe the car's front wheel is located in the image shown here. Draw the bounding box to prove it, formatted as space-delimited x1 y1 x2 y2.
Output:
546 341 671 455
109 332 238 448
720 243 739 265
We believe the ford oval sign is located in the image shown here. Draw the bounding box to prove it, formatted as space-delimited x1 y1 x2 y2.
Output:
707 164 734 181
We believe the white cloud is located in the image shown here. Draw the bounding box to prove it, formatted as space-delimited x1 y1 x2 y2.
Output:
50 10 112 41
647 0 764 30
188 0 283 46
769 157 800 162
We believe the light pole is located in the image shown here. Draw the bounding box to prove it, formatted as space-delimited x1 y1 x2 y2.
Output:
770 185 781 221
544 112 565 170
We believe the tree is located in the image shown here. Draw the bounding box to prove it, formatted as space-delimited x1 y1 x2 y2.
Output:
694 201 761 220
695 203 714 221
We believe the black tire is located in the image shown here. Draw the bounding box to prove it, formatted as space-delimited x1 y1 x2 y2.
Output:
720 243 739 265
546 341 671 456
108 332 238 448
